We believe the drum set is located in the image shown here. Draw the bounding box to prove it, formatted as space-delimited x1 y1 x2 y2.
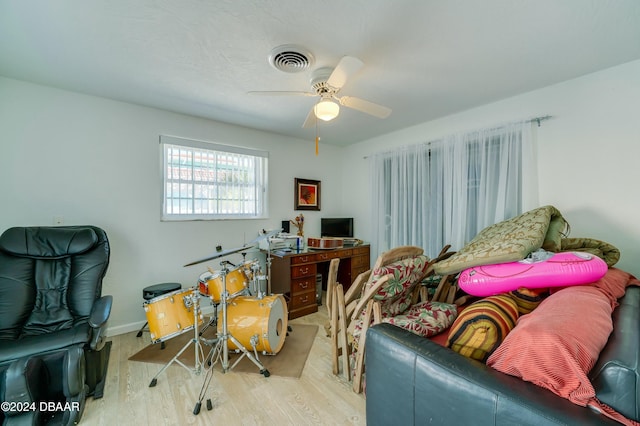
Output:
143 230 288 413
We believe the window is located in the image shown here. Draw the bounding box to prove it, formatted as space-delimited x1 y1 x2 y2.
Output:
160 135 268 220
369 120 537 257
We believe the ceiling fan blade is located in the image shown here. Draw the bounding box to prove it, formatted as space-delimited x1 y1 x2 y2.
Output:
247 90 316 97
302 106 317 128
339 96 392 119
326 56 364 89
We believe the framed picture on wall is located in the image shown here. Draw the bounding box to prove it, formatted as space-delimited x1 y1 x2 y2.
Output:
294 178 321 211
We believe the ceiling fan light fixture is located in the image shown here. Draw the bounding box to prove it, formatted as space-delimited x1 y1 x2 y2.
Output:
314 100 340 121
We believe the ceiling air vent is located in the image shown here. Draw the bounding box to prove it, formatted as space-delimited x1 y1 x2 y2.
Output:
268 45 314 73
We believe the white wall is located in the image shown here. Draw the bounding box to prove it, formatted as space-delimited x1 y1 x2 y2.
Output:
3 59 639 335
0 77 348 335
344 59 640 276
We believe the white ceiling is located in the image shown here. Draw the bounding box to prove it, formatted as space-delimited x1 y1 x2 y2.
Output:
1 0 639 146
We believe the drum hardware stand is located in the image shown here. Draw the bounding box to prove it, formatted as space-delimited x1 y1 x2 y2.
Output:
200 268 221 336
239 250 265 299
149 289 208 387
198 304 218 337
250 262 266 299
213 263 269 375
193 263 270 415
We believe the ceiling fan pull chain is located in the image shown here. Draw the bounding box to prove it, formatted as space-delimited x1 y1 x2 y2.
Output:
315 120 319 156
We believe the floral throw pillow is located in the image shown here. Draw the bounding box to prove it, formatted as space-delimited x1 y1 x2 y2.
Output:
368 254 431 316
349 255 431 346
383 301 457 338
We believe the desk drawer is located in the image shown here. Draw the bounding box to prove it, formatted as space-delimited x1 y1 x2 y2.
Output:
290 289 316 309
352 246 370 256
291 277 315 293
340 249 353 257
291 254 316 265
315 251 341 262
352 254 369 269
291 263 317 278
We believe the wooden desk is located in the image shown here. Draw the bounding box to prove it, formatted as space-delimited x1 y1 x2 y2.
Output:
268 245 370 319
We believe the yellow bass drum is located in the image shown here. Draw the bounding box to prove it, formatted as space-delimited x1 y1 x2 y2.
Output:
219 294 288 354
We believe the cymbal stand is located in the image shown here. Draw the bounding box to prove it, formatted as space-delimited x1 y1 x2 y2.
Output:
149 288 206 387
265 237 274 295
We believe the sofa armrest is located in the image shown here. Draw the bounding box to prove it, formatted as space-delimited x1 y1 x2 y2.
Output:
88 295 112 351
365 323 619 426
590 286 640 421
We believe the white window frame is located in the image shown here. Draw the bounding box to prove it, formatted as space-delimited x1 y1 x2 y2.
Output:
160 135 269 221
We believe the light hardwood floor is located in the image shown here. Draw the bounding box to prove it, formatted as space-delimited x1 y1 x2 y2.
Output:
82 297 366 425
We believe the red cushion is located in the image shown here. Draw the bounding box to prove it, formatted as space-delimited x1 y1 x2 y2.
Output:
589 267 640 308
487 286 610 404
487 278 638 425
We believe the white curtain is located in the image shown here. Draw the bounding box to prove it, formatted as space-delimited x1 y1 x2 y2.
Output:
369 120 538 259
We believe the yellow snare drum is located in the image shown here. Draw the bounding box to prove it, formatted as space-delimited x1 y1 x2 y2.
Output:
144 288 200 343
219 294 288 354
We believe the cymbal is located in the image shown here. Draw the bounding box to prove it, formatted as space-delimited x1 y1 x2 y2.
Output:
184 245 250 267
246 228 283 246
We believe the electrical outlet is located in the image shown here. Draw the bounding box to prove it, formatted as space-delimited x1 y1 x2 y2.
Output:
54 216 64 225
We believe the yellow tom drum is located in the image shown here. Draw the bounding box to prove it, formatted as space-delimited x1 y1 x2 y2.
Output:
239 259 260 282
198 266 248 303
220 294 288 355
143 288 200 343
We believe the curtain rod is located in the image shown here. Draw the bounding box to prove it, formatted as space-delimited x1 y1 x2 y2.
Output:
363 115 553 159
529 115 552 127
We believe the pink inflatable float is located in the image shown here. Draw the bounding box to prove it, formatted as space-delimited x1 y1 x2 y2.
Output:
458 251 608 297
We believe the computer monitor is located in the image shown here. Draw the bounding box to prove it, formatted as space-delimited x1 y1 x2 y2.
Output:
321 218 354 238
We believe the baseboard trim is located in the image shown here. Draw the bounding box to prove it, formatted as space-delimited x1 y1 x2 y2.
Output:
106 305 217 337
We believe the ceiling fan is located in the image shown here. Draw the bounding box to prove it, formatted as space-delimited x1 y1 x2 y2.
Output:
249 56 392 128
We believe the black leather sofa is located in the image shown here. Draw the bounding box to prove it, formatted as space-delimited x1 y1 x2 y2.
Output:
0 226 113 425
365 286 640 425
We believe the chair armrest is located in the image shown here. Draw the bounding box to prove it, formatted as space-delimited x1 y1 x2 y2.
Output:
349 273 391 322
89 295 112 351
89 295 112 329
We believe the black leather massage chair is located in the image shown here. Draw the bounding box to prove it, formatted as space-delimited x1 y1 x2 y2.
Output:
0 226 112 425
